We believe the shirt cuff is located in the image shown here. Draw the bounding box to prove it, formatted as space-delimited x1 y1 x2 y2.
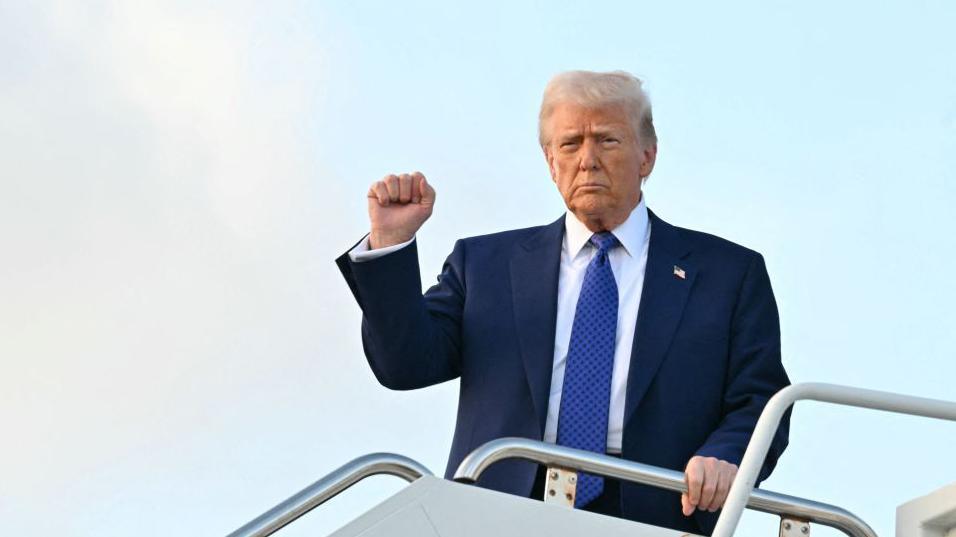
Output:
348 233 415 262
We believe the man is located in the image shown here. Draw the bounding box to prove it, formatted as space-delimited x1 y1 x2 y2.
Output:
336 70 790 535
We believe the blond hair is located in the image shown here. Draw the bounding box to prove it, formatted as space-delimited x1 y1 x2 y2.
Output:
538 70 657 148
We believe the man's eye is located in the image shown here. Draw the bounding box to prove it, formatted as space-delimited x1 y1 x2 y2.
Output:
560 142 579 148
602 138 620 144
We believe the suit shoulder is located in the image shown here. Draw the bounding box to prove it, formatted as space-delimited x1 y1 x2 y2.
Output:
671 223 763 268
457 224 551 251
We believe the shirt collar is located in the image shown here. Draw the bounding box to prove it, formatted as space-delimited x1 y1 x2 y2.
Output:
563 194 649 259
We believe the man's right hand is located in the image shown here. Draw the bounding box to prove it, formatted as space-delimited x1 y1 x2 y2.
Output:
367 172 436 249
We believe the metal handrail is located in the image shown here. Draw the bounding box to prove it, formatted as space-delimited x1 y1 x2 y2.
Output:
712 382 956 537
454 437 877 537
227 453 432 537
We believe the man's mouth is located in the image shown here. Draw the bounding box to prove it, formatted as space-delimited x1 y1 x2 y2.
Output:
575 184 608 192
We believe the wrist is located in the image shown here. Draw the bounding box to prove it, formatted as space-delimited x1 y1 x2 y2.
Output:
369 230 413 250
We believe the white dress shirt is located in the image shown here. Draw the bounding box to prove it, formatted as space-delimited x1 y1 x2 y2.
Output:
348 197 651 453
349 234 415 261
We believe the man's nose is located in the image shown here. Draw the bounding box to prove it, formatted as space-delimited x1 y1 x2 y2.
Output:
579 140 600 171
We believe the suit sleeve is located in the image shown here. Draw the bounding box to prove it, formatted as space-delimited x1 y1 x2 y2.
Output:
335 237 467 390
694 252 791 484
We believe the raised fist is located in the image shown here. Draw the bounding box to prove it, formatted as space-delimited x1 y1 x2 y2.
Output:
367 171 436 249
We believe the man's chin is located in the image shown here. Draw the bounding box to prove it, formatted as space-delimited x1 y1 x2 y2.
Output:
568 206 619 230
569 196 613 216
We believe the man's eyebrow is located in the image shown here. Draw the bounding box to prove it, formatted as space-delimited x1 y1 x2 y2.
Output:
557 133 583 141
556 128 623 143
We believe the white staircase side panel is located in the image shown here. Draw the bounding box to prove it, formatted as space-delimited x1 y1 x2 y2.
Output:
329 475 700 537
897 482 956 537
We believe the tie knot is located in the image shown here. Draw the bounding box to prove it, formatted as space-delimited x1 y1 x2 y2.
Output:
589 231 619 254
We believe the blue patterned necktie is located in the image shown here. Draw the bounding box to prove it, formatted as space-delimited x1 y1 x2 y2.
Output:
556 231 620 507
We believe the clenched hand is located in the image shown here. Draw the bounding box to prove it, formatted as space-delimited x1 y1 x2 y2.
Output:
367 171 436 249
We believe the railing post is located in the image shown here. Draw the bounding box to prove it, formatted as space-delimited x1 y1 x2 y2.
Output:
712 383 956 537
227 453 432 537
454 437 877 537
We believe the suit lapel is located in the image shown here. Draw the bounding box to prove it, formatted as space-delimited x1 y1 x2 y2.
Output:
511 216 564 436
624 210 696 426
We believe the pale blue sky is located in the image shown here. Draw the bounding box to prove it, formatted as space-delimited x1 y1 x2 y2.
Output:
1 1 954 536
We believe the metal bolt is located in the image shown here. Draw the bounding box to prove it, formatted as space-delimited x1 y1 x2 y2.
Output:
801 526 809 534
550 471 559 480
568 475 577 484
565 493 573 501
548 489 556 496
784 522 792 530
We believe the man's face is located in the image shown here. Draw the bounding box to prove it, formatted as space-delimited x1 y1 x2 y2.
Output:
544 102 656 229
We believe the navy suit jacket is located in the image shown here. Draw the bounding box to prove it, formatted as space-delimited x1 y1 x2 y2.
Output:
336 209 790 535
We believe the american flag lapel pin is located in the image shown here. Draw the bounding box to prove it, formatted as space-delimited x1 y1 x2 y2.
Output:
673 265 686 280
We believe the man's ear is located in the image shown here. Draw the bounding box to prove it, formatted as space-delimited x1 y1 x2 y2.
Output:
640 143 658 178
